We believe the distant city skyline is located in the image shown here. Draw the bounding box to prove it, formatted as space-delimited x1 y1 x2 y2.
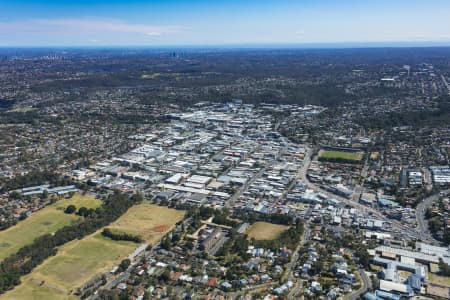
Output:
1 0 450 47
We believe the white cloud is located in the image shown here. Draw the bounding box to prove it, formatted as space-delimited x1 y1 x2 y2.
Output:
146 32 162 36
0 18 185 36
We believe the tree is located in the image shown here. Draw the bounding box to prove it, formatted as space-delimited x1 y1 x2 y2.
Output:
49 195 57 204
159 270 171 283
19 212 28 221
184 241 194 250
438 259 450 276
355 247 370 268
143 291 152 300
41 189 49 200
77 207 89 217
171 233 180 243
118 259 131 273
311 259 323 275
9 191 22 200
64 205 76 214
161 237 172 250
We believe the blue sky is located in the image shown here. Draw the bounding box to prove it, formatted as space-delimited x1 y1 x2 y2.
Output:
1 0 450 46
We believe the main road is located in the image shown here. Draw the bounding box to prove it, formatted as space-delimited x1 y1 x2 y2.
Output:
416 188 450 244
297 147 432 242
299 149 386 217
225 140 289 209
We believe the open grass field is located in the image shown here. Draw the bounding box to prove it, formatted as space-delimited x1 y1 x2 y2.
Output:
1 203 184 300
428 272 450 287
107 203 185 244
52 193 102 211
319 150 364 162
246 221 290 240
1 234 135 300
0 193 101 262
1 280 78 300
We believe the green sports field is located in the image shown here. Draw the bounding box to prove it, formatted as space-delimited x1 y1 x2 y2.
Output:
319 150 364 162
0 193 101 262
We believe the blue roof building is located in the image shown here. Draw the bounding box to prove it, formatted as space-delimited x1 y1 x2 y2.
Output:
407 274 422 291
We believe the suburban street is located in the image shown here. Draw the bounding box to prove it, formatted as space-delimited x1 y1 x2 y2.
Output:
286 226 311 299
441 74 450 95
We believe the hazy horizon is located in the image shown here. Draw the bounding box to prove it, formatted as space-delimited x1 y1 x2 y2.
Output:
2 42 450 51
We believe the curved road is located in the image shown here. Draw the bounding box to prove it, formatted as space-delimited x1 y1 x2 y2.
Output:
345 269 370 300
416 189 450 244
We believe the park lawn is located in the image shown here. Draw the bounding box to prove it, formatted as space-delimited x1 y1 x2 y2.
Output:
107 203 185 244
1 234 135 300
1 203 184 300
0 193 101 262
246 221 290 240
32 234 135 290
320 150 363 162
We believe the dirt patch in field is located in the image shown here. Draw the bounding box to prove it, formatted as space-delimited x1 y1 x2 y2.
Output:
152 225 169 232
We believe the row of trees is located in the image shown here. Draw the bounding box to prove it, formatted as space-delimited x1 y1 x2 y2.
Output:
232 210 296 226
0 191 142 294
102 228 143 243
318 156 363 165
64 205 96 218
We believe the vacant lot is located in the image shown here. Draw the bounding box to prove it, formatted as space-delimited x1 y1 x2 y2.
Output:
246 221 289 240
319 150 363 162
0 193 101 262
2 203 184 300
